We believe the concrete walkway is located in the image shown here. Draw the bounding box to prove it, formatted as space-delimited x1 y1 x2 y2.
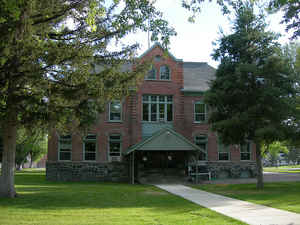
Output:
156 184 300 225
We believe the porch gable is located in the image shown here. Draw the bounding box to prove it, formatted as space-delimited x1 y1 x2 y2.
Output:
125 128 204 155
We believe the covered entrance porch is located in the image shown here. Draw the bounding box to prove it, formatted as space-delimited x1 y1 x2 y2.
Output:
125 128 204 184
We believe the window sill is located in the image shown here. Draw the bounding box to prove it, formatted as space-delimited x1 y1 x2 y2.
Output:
145 78 157 81
141 121 173 123
143 79 172 82
193 121 208 124
58 160 72 162
108 120 123 123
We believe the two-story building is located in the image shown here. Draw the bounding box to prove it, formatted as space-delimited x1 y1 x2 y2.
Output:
46 43 257 183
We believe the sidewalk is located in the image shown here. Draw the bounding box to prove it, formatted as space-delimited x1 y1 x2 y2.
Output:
156 184 300 225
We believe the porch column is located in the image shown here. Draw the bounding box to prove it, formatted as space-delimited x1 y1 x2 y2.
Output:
131 151 135 184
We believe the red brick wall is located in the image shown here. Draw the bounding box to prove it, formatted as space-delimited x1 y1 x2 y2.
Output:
47 44 256 164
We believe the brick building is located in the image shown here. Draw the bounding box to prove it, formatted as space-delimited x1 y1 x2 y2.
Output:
47 43 257 182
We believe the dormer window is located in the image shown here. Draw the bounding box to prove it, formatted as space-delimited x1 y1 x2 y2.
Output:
160 65 170 80
145 67 156 80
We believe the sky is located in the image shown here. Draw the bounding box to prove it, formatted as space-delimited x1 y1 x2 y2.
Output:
122 0 293 68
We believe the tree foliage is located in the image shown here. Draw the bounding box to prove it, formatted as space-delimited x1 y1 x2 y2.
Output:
204 1 300 188
262 141 289 166
0 0 176 197
268 0 300 39
183 0 300 39
15 128 47 169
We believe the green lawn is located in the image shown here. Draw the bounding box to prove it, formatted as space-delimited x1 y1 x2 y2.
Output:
193 182 300 214
264 165 300 173
0 170 245 225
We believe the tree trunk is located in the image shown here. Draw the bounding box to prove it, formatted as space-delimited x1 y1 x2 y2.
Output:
255 142 264 189
0 111 17 198
29 152 33 168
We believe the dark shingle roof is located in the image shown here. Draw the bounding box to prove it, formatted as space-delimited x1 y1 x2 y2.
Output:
182 62 216 92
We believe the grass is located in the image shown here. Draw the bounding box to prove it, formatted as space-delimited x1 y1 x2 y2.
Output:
264 165 300 173
192 182 300 214
0 169 246 225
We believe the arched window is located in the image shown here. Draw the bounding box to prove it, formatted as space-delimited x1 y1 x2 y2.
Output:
159 65 170 80
145 67 156 80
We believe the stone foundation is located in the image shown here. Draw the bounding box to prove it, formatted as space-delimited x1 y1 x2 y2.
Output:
206 161 257 179
46 160 257 182
46 161 129 182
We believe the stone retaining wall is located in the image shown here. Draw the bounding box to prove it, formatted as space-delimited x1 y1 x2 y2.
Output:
206 161 257 179
46 161 129 182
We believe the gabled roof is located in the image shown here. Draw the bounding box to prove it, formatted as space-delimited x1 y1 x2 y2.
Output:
124 127 205 155
138 42 183 62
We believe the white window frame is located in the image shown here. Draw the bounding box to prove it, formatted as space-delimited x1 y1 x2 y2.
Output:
218 138 230 161
159 65 171 80
240 141 251 161
142 95 173 122
194 101 207 123
108 134 122 161
109 101 122 122
194 134 208 161
83 134 97 161
145 66 157 80
58 135 72 161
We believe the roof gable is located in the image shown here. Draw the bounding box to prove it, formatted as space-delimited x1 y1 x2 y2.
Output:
125 128 204 155
139 42 183 62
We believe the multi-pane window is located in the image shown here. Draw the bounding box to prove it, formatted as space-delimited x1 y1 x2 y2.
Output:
142 95 173 122
109 101 122 121
84 134 97 161
59 135 72 161
240 142 251 160
194 102 206 122
109 134 121 160
145 67 156 80
195 135 207 160
160 65 170 80
218 138 230 161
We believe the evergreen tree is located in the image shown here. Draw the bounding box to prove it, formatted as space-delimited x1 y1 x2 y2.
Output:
0 0 175 197
205 1 300 189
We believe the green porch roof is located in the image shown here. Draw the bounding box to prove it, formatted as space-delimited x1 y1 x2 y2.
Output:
124 127 205 155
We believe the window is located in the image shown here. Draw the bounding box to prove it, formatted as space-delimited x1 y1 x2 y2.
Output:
160 65 170 80
109 134 121 160
194 102 206 122
195 135 207 160
84 134 97 161
240 142 251 160
218 138 230 161
59 135 72 161
154 55 161 62
145 67 156 80
142 95 173 122
109 101 122 121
